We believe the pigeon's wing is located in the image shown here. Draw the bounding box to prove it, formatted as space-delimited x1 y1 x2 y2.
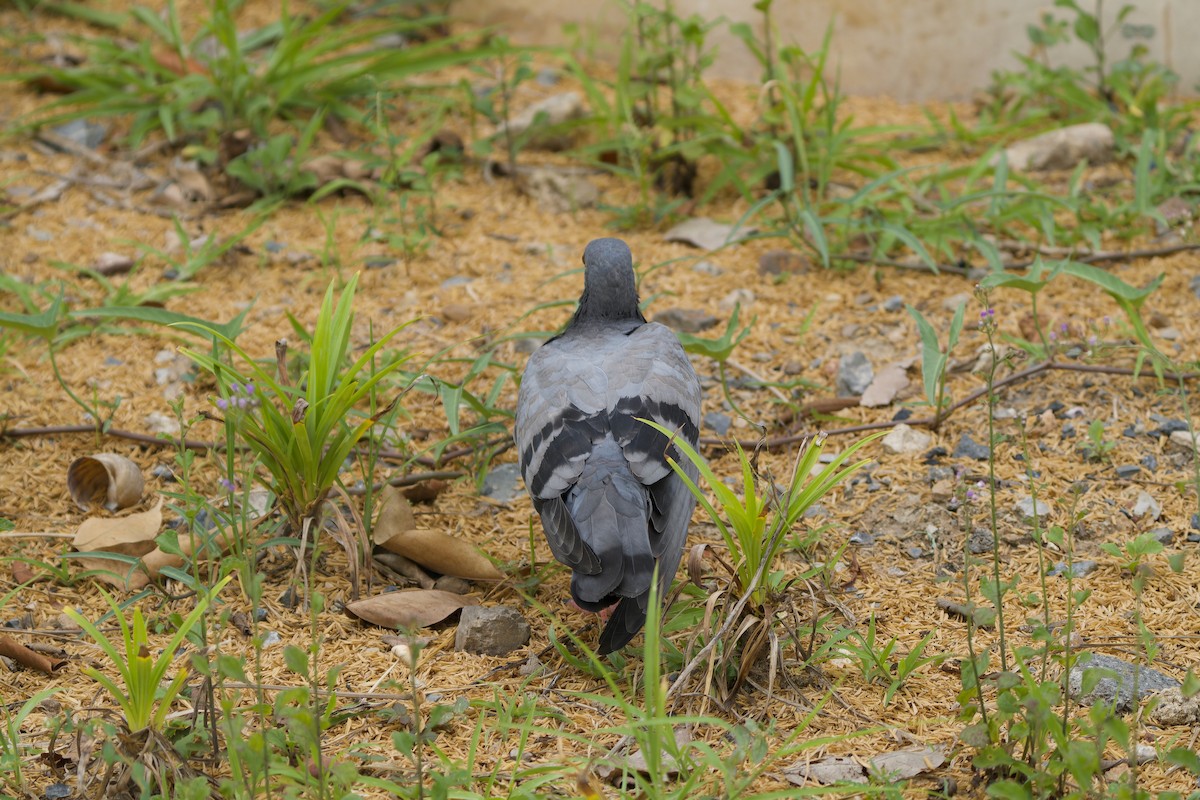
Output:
515 340 609 573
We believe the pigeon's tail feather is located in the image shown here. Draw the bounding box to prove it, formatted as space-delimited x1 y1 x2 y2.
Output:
566 437 653 610
597 594 649 654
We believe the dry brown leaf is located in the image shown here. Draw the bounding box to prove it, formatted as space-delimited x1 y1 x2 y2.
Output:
868 745 946 780
72 497 162 556
374 487 502 581
344 589 477 629
67 453 145 511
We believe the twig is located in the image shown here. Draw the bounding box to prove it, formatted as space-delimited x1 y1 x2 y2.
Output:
832 241 1200 276
701 360 1200 450
724 358 791 406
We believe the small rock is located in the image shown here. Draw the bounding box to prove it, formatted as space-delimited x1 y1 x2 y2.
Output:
1067 653 1179 711
1154 197 1193 235
849 531 875 546
455 605 531 656
1191 274 1200 301
441 275 473 289
881 423 932 455
151 465 176 481
703 411 731 436
516 168 598 213
363 255 396 269
654 308 718 334
51 118 109 149
803 503 828 519
441 303 472 323
718 288 754 311
144 411 180 437
927 466 954 482
1049 560 1098 578
966 527 994 555
536 67 560 86
758 249 810 275
26 226 53 242
481 463 522 505
1000 122 1115 172
1148 686 1200 726
1147 527 1174 546
1113 464 1141 479
494 91 585 148
905 546 925 559
519 653 546 676
835 351 874 396
882 295 904 312
1168 429 1198 451
1156 327 1180 341
1131 490 1161 521
954 433 990 461
1014 495 1050 520
93 252 135 276
692 259 722 276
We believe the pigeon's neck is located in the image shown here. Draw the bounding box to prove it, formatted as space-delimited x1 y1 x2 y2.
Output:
569 282 645 327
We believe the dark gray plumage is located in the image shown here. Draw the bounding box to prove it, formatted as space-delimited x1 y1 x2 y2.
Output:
515 238 701 654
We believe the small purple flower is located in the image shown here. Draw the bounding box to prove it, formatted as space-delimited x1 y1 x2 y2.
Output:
1060 322 1069 334
1087 334 1098 346
966 489 978 502
244 382 256 396
229 382 240 394
219 477 237 493
1049 331 1057 341
215 397 229 411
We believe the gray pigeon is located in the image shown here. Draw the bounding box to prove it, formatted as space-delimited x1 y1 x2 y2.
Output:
515 238 701 654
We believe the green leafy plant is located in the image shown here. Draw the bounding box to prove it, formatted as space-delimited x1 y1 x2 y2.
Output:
179 274 416 534
840 615 942 708
66 577 230 732
907 300 966 428
1079 419 1117 463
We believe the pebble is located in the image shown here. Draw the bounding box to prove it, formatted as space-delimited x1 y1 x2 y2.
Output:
758 249 810 275
835 351 874 396
966 527 994 555
904 546 925 559
481 463 522 505
703 411 732 436
654 307 719 334
941 292 970 311
1067 653 1178 711
849 531 874 546
1148 527 1174 546
441 303 472 323
1169 429 1198 451
953 433 990 461
1001 122 1115 171
692 260 722 276
1014 495 1050 519
1113 464 1141 479
719 288 754 311
1191 274 1200 300
455 605 531 656
881 423 932 455
882 295 904 312
1049 560 1098 578
51 118 109 149
1131 490 1161 521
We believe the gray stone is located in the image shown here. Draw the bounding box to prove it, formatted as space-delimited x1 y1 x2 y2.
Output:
1113 464 1141 479
1191 274 1200 301
882 295 904 312
928 466 955 482
954 433 991 461
703 411 732 436
494 91 585 140
758 249 810 275
455 605 531 656
941 292 971 312
1014 495 1050 519
654 307 718 334
1049 559 1097 578
849 531 875 546
1000 122 1115 172
882 423 932 455
966 527 994 555
905 546 925 559
692 260 722 276
51 118 109 149
664 217 756 251
1132 490 1161 521
1148 527 1174 546
1067 652 1179 711
835 351 874 396
481 463 522 504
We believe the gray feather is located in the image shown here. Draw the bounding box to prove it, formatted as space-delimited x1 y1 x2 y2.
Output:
515 237 702 654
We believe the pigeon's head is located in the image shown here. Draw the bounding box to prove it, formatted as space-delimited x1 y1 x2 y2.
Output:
573 238 644 324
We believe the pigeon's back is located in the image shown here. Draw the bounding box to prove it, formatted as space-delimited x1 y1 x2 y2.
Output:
515 239 701 654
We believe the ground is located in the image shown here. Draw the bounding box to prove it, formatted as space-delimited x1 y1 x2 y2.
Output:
1 3 1198 799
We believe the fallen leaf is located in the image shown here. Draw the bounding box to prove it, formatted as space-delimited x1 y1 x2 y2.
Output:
67 453 145 511
868 745 945 780
0 634 65 674
344 589 477 629
72 497 162 556
860 362 910 407
597 726 691 782
664 217 756 251
374 487 502 581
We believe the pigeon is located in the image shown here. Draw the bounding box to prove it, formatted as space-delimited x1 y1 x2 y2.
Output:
515 238 701 654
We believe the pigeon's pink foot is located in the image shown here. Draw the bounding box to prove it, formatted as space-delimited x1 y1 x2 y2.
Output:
566 598 619 621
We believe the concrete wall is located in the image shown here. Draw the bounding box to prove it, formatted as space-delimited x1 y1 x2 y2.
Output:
454 0 1197 102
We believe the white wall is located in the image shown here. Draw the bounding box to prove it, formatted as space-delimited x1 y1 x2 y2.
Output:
455 0 1197 102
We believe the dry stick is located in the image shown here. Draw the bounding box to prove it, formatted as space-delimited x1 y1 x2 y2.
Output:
702 361 1200 451
0 423 504 470
833 241 1200 275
